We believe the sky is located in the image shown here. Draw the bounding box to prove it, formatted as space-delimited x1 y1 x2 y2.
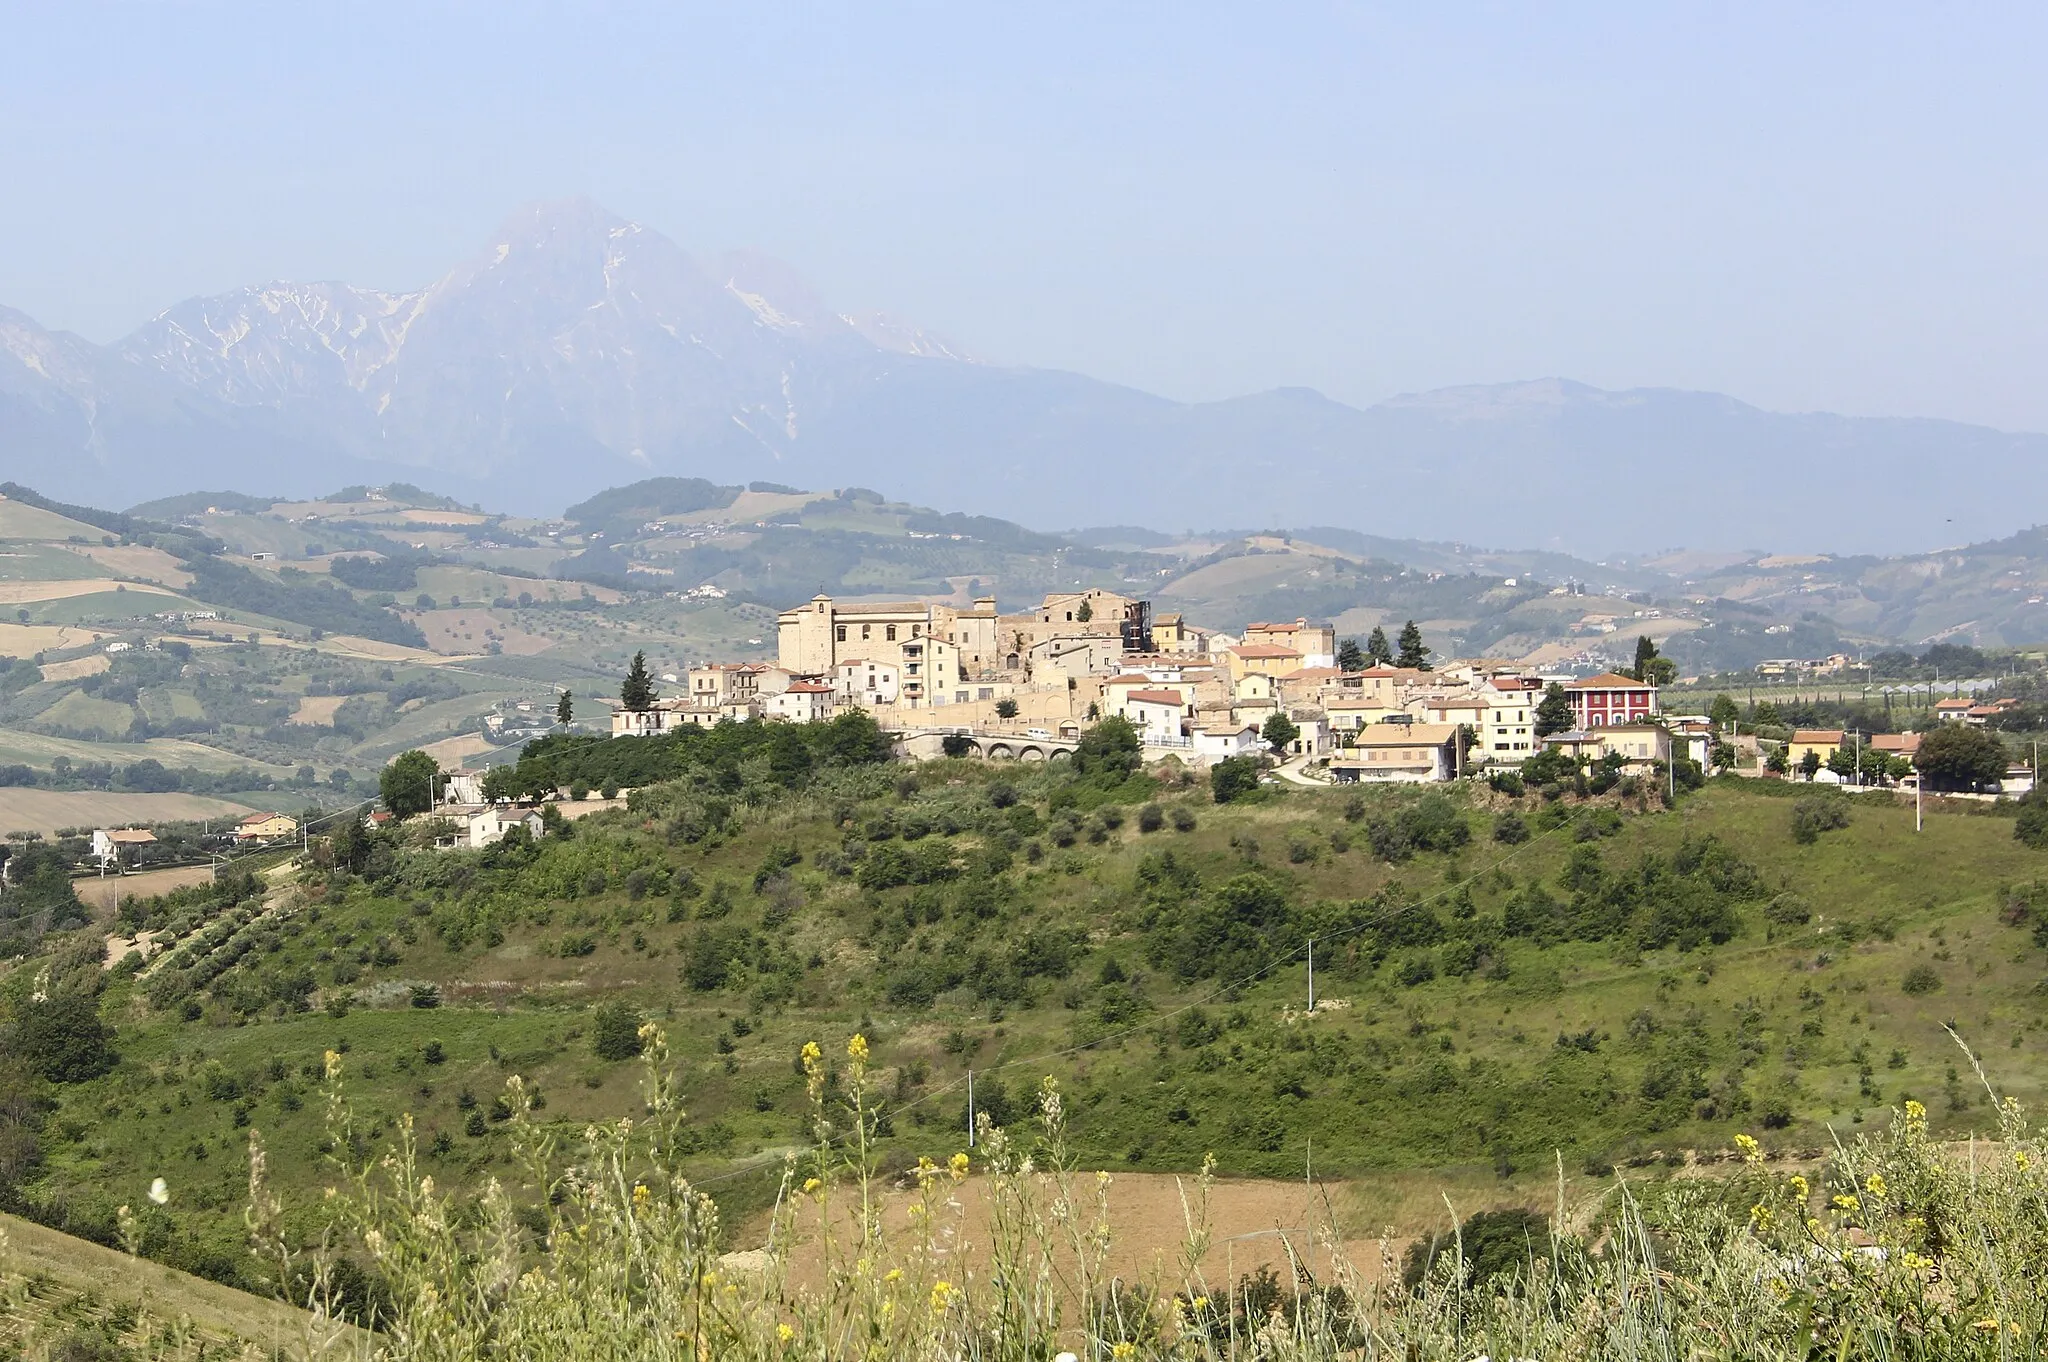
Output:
3 3 2046 430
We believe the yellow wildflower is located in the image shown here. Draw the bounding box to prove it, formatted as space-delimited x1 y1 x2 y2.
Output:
1973 1318 2000 1334
2017 1149 2032 1172
777 1324 794 1342
801 1040 822 1069
323 1049 343 1079
1864 1172 1886 1199
632 1183 651 1207
1192 1296 1210 1311
1788 1175 1810 1199
847 1033 869 1062
884 1268 902 1282
1734 1132 1762 1165
803 1177 823 1194
1749 1202 1774 1231
1832 1194 1860 1213
930 1280 955 1314
950 1151 970 1181
1112 1345 1136 1360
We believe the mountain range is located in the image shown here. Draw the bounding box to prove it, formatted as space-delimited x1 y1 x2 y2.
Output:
5 197 2045 557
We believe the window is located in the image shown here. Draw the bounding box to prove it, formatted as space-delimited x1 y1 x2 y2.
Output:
886 625 897 642
835 625 846 643
861 624 871 640
912 623 922 638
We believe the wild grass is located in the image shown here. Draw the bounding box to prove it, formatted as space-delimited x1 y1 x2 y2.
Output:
15 1024 2048 1360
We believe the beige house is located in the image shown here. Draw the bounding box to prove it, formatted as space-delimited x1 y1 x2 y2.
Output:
1786 729 1844 771
1233 670 1280 703
933 597 1004 679
1151 612 1206 654
235 812 298 843
1326 695 1401 733
1243 618 1336 668
1028 635 1123 685
1222 643 1303 683
898 635 963 708
1477 677 1545 760
1331 724 1460 783
1337 664 1433 706
1598 724 1672 766
1411 694 1488 729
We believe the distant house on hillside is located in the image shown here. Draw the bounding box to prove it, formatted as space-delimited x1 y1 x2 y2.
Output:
91 827 155 867
235 812 298 843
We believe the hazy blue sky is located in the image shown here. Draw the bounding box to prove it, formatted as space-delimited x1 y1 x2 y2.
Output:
4 3 2046 428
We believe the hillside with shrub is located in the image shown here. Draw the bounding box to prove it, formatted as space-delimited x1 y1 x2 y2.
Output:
2 717 2047 1307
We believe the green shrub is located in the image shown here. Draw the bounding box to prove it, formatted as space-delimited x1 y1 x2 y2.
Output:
1209 757 1261 804
1902 963 1942 995
1791 797 1852 844
592 1003 645 1061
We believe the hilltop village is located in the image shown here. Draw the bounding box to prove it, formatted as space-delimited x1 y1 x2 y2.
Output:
606 589 1705 782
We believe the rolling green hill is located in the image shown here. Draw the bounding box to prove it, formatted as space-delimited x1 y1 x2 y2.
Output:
5 717 2045 1300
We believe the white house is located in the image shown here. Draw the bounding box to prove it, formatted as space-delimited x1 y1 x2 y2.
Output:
1193 722 1263 762
763 681 837 724
1117 687 1189 744
91 827 155 866
833 658 901 708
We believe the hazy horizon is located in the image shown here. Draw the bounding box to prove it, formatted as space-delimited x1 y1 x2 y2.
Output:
5 5 2048 432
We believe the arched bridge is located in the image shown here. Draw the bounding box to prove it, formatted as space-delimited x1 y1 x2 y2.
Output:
894 728 1082 763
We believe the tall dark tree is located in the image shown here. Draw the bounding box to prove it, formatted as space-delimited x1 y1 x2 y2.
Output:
1632 635 1658 682
555 689 574 728
1534 682 1576 737
1365 627 1394 666
620 651 656 712
1262 711 1300 755
1915 723 2009 793
1631 635 1678 686
1395 620 1431 670
1336 638 1366 672
381 749 440 819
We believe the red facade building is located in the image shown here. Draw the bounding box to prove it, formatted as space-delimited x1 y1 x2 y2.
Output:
1565 672 1658 728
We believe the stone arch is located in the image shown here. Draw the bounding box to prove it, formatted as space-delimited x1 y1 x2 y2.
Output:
985 743 1015 760
1048 748 1072 762
1019 746 1045 762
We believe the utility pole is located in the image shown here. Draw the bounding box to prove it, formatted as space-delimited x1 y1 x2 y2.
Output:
1306 938 1315 1013
966 1068 975 1148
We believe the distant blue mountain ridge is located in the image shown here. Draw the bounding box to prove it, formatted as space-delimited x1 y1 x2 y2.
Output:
2 198 2042 557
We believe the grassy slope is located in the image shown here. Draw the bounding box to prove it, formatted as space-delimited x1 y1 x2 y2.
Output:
27 772 2048 1286
0 1212 325 1357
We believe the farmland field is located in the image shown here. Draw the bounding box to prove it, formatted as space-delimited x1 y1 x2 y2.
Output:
0 789 258 837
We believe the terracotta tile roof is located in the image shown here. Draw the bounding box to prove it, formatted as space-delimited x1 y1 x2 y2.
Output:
1230 644 1303 659
1567 672 1654 689
1125 689 1185 706
1790 729 1845 743
1352 723 1459 746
